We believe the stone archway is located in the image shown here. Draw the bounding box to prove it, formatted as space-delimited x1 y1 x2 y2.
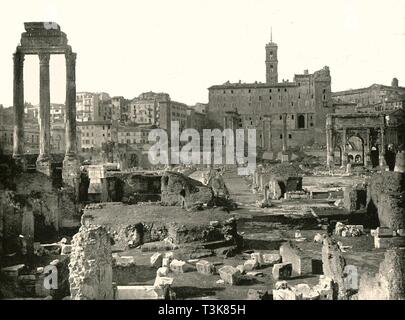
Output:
347 135 364 165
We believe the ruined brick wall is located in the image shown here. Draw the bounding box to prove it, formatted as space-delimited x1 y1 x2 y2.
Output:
161 172 213 206
69 225 113 300
0 173 80 251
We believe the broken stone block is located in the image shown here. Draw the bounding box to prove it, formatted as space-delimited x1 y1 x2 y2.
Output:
154 276 174 288
113 255 135 267
247 289 270 300
314 233 324 243
344 184 367 212
150 252 163 268
169 259 195 273
216 279 225 285
280 241 312 276
162 257 170 268
236 264 245 275
243 259 259 271
275 281 289 290
115 285 165 300
250 252 264 265
374 236 405 249
1 264 25 280
294 283 320 300
359 248 405 300
272 288 303 300
246 271 263 277
196 260 216 275
218 266 242 285
376 227 395 237
156 267 169 277
272 263 292 281
262 253 281 265
69 225 113 300
61 244 72 255
322 237 347 300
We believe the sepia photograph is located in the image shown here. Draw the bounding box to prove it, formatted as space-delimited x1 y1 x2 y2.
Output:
0 0 405 311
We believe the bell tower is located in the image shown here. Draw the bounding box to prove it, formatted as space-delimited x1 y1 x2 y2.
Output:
265 29 278 84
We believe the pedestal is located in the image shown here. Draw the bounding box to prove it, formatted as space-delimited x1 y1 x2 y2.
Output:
36 158 52 176
281 151 290 163
62 158 80 189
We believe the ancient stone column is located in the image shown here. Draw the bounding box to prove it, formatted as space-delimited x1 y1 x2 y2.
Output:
62 50 80 188
365 128 371 168
12 50 26 170
342 128 347 167
281 113 289 162
326 116 334 168
36 53 52 175
69 225 113 300
379 116 387 169
64 51 77 160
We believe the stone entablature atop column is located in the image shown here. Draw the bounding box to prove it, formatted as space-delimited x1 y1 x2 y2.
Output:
12 22 79 184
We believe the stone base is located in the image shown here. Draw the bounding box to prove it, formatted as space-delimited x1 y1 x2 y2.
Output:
62 158 80 188
13 156 27 172
36 159 52 176
280 151 291 163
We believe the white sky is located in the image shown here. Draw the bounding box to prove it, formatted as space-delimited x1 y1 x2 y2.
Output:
0 0 404 107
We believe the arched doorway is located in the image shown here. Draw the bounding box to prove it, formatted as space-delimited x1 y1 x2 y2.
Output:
347 136 364 165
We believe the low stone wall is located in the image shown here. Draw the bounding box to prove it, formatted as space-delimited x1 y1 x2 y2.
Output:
161 172 213 206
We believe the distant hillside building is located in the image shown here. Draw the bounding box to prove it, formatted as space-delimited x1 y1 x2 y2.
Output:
332 80 405 114
207 36 333 156
76 92 112 122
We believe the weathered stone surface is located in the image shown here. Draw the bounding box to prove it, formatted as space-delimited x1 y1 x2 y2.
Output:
262 253 281 265
272 288 302 300
322 237 347 300
243 259 259 271
272 263 292 281
115 285 166 300
161 172 213 207
218 266 241 285
247 289 270 300
394 151 405 173
368 172 405 230
344 184 367 212
280 241 312 276
196 260 216 275
359 248 405 300
169 259 195 273
294 283 320 300
150 252 163 268
69 225 113 300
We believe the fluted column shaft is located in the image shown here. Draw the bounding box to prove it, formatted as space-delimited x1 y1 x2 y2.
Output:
38 53 51 161
13 51 25 159
64 51 77 159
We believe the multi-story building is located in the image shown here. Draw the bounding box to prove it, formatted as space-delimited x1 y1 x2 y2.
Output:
76 92 112 122
332 79 405 114
111 96 130 122
130 92 170 126
207 37 333 153
117 124 153 145
77 120 114 152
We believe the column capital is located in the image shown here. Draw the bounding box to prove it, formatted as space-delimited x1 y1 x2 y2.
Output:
38 52 50 65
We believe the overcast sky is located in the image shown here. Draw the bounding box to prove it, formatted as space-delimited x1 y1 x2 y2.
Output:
1 0 404 107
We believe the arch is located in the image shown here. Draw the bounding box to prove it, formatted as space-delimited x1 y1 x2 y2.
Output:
347 135 364 165
297 114 305 129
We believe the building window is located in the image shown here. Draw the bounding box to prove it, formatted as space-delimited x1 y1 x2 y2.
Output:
279 115 282 120
280 134 283 139
288 134 292 139
291 115 294 120
259 96 262 101
298 114 305 129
